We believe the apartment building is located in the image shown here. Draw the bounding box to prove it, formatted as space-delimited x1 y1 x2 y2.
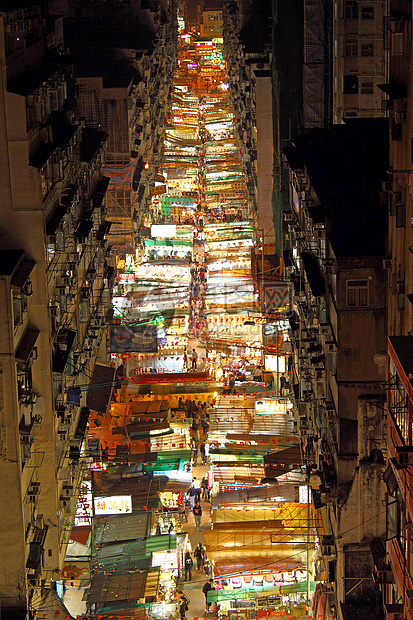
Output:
223 0 273 247
0 3 114 616
60 2 177 256
332 0 388 123
380 2 413 618
283 121 389 620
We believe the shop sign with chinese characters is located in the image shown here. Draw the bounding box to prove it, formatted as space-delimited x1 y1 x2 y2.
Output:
74 480 93 526
118 273 136 284
94 495 132 515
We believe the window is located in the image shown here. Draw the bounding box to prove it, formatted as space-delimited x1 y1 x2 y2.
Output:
360 81 373 94
111 223 123 236
386 489 405 550
346 279 368 307
361 6 374 19
344 0 358 19
344 36 358 56
344 109 358 118
343 75 358 94
361 43 374 57
396 203 406 227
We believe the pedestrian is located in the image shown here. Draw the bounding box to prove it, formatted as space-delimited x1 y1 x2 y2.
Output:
201 474 208 497
200 415 209 436
192 477 201 502
179 591 189 619
178 397 185 411
200 444 207 466
184 551 193 581
192 441 198 464
229 376 236 394
191 348 198 370
204 557 212 577
193 500 202 531
188 485 195 511
194 542 204 571
192 415 200 442
202 579 215 613
204 442 210 463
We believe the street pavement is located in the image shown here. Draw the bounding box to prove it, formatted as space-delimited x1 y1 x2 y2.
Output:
179 463 214 620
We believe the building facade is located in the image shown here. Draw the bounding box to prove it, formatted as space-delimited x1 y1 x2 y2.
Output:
0 3 114 615
283 123 389 620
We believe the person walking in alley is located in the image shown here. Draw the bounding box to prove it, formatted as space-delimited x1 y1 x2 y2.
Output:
178 591 189 619
194 542 204 572
200 443 207 465
193 500 203 531
192 477 201 502
191 348 198 370
187 485 195 511
192 441 198 465
184 551 193 581
202 579 215 613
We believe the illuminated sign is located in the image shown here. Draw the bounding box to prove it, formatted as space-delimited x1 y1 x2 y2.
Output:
151 224 177 238
255 398 292 415
118 273 136 284
94 495 132 515
74 481 93 526
151 184 167 196
264 355 287 373
152 549 179 569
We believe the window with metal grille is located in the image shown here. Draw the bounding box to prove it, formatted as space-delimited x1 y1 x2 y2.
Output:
344 0 358 18
360 81 374 94
344 36 358 56
361 43 374 56
361 6 374 19
346 279 368 307
343 75 358 94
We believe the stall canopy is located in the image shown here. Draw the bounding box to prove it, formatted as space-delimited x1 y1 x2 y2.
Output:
263 445 303 478
208 582 318 602
88 570 159 605
94 512 152 545
96 535 177 572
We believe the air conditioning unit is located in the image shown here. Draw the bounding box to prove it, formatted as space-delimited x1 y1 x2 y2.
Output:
322 259 336 274
283 213 295 222
315 380 326 400
59 497 70 507
35 514 44 530
394 111 406 124
50 305 60 319
393 446 413 468
321 535 335 556
384 603 403 619
57 430 67 441
373 566 394 584
396 280 405 294
325 342 337 353
320 324 332 338
313 228 324 239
